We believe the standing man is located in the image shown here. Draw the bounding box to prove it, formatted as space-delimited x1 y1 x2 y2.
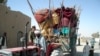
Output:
89 46 94 56
1 32 7 49
20 33 25 47
28 26 36 44
83 42 91 56
34 30 46 56
0 36 3 49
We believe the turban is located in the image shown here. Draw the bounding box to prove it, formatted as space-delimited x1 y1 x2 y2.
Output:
34 30 41 34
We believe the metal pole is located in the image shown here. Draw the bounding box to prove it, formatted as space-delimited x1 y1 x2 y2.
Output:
27 0 34 14
24 22 29 56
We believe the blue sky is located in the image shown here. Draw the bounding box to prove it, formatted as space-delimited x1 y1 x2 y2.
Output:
7 0 100 37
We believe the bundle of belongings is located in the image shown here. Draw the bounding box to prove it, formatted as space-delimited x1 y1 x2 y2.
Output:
34 6 78 37
33 6 79 52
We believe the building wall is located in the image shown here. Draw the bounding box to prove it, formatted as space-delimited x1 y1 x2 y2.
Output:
0 4 31 48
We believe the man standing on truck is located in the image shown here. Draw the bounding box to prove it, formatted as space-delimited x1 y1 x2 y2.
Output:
34 30 46 56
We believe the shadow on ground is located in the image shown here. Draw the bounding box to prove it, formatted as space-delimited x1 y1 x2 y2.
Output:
76 52 99 56
64 52 99 56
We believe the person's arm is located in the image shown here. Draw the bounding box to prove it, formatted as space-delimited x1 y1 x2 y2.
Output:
40 37 46 52
28 31 32 42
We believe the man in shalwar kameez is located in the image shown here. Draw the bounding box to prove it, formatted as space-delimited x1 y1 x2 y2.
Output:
34 30 46 56
83 42 91 56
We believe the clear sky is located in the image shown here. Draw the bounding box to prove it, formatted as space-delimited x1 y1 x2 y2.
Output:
7 0 100 37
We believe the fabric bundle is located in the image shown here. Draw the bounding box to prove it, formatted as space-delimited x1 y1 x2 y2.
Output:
34 9 49 23
33 6 79 37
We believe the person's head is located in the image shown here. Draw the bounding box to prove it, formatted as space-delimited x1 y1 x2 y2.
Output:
91 46 94 48
86 42 89 45
32 26 36 31
34 30 41 37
